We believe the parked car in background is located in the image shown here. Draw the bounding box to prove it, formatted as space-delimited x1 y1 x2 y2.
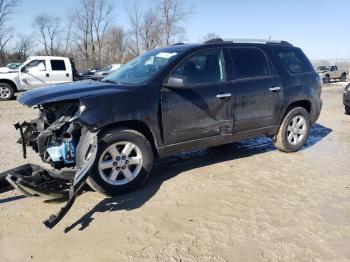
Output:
80 64 123 80
95 64 122 76
0 56 78 101
344 83 350 114
316 65 348 83
0 62 22 73
78 67 101 80
15 38 322 198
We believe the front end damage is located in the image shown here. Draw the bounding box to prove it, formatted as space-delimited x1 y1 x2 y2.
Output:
1 100 98 228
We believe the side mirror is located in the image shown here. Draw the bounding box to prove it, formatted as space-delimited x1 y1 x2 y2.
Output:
164 76 189 89
20 67 27 73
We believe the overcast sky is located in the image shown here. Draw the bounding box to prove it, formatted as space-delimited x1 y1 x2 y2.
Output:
11 0 350 60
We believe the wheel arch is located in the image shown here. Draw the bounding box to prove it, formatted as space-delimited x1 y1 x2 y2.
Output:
0 79 18 91
280 100 311 125
98 120 159 158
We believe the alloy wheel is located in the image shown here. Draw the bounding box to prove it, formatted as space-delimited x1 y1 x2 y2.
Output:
0 86 11 99
287 115 307 145
98 141 143 186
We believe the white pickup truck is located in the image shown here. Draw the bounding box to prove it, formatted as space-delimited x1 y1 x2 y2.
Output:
316 65 348 83
0 56 78 101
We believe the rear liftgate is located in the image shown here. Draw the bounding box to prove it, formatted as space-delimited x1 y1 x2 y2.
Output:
0 127 98 229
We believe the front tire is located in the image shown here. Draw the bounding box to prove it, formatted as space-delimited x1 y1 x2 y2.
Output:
340 73 347 82
0 83 14 101
273 107 311 152
87 128 153 196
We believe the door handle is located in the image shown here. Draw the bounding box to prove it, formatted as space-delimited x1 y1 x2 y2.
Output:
46 73 50 78
66 73 70 77
216 93 232 99
269 86 281 92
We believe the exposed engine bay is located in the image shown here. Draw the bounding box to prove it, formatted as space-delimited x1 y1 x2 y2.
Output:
1 100 98 229
17 100 82 168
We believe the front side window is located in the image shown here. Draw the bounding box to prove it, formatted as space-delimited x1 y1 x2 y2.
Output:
25 60 46 71
103 49 182 85
230 48 270 78
51 60 66 71
171 49 226 85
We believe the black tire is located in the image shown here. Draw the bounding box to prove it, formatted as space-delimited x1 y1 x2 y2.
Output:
323 75 330 84
87 128 153 196
0 83 14 101
340 73 347 82
273 107 311 153
345 106 350 115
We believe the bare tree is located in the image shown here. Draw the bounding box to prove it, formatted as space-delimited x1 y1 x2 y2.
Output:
139 8 161 51
14 34 33 60
0 0 21 63
201 32 221 42
124 1 142 56
71 0 115 68
62 12 73 56
103 26 126 64
33 14 61 56
159 0 192 46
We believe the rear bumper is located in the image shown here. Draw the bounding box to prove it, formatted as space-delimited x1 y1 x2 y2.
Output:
311 98 322 124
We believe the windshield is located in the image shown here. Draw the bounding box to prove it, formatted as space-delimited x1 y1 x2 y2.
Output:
7 63 20 70
317 66 330 71
102 49 181 85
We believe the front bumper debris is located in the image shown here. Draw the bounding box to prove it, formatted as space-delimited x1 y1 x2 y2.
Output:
0 132 98 229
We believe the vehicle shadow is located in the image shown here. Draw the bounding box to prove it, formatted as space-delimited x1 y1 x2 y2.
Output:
64 123 332 233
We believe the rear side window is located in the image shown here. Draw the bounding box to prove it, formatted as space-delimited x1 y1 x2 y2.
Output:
50 60 66 71
229 48 270 78
273 47 313 74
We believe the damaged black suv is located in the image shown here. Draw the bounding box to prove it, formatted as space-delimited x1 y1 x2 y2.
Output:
15 39 322 197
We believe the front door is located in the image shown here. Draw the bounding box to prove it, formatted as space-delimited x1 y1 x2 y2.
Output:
19 59 50 90
228 47 283 132
161 49 234 145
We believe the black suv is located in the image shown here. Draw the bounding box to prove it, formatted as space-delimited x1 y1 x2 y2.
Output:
16 39 322 196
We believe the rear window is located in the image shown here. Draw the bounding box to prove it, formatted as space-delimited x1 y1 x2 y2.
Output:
50 60 66 71
273 47 313 74
229 48 270 78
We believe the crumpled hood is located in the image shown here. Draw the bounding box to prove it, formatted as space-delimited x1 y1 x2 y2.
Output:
17 80 132 107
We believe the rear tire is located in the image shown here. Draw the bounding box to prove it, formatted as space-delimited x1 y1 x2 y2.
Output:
0 83 14 101
323 74 330 84
345 106 350 115
273 107 311 152
87 128 153 196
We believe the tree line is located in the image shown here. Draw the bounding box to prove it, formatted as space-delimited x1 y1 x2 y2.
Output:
0 0 209 70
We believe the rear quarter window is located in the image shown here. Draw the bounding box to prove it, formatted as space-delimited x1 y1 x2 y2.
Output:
273 47 314 74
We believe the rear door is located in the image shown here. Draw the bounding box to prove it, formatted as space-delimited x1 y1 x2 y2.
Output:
229 47 283 132
48 59 73 85
161 48 234 145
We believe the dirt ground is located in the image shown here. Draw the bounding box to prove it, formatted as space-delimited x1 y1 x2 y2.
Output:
0 82 349 262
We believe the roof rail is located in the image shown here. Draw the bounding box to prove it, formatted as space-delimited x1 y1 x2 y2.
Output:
204 38 224 44
172 42 185 46
204 38 293 47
